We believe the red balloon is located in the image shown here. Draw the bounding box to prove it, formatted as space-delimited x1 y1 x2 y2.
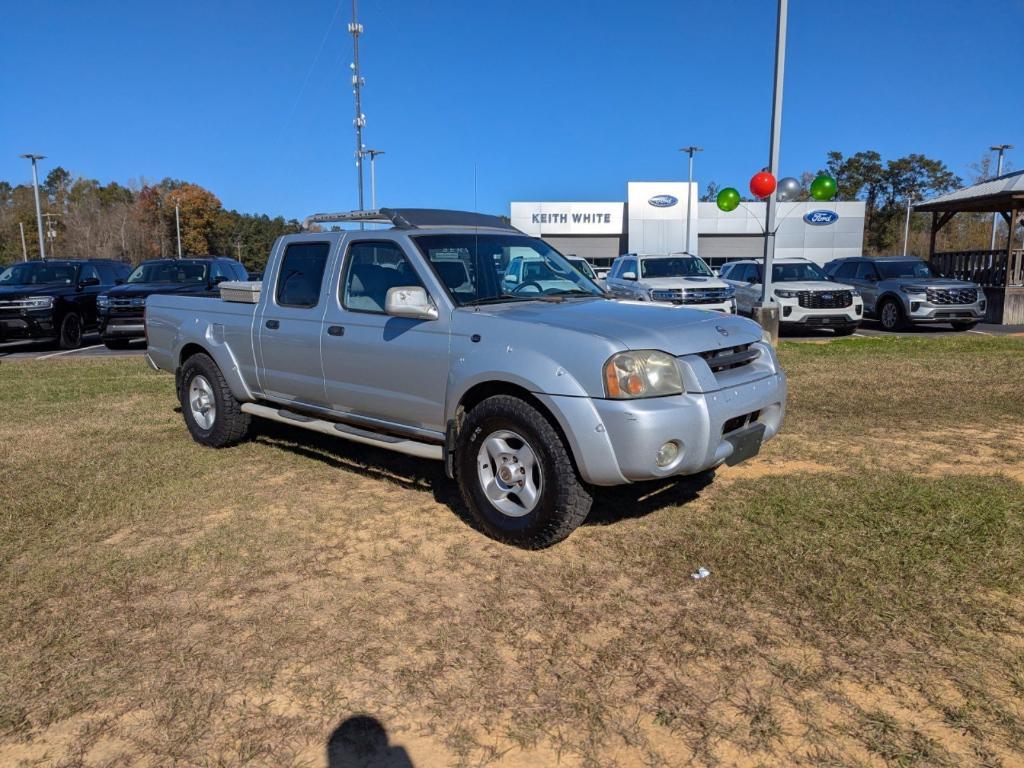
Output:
749 171 777 199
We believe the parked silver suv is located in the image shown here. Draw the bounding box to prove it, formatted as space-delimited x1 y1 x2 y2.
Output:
606 253 736 313
824 256 986 331
145 209 787 548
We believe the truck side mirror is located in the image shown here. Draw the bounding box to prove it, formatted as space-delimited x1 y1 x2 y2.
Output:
622 271 637 281
504 273 519 284
79 277 100 288
385 286 438 321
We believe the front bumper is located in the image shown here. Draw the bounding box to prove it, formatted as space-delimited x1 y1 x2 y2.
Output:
538 370 787 485
778 299 863 327
100 312 146 339
905 297 986 324
0 310 56 342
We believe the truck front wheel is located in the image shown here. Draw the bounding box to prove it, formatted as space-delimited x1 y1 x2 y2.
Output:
178 353 251 447
456 395 592 548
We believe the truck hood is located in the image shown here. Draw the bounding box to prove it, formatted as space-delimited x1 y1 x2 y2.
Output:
471 298 762 355
106 282 209 297
639 276 730 290
774 280 857 292
890 278 978 290
0 284 70 299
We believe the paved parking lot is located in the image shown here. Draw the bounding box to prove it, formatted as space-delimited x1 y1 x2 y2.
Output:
1 323 1021 361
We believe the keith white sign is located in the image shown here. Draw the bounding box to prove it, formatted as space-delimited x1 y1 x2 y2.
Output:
511 202 624 235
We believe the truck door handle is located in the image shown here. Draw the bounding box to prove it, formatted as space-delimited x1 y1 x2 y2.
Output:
327 325 345 337
265 319 280 330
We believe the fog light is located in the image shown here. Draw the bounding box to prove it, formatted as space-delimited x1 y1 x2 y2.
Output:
911 301 920 312
782 305 792 317
656 441 680 467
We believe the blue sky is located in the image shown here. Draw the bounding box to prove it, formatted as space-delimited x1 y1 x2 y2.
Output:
1 0 1021 219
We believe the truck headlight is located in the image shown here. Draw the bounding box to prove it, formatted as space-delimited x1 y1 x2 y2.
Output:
603 350 683 399
24 296 54 309
97 294 110 308
774 288 799 299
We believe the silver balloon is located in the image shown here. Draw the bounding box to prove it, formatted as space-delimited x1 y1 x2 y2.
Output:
776 176 802 202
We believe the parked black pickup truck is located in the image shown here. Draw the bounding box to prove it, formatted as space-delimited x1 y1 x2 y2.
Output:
0 259 132 348
98 257 248 348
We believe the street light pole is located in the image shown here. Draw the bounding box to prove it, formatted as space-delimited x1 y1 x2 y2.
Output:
755 0 787 343
175 202 183 258
902 197 913 256
989 144 1012 250
679 146 702 254
19 153 47 260
364 149 384 208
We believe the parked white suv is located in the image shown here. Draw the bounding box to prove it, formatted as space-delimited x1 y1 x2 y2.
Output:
606 253 736 313
720 257 864 335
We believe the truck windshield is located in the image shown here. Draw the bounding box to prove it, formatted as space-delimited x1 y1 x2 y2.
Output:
567 258 597 279
765 262 830 282
412 234 604 305
128 260 209 284
876 260 936 279
0 262 78 286
641 256 712 278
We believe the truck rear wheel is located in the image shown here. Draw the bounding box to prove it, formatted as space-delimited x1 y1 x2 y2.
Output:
179 353 251 447
456 395 592 548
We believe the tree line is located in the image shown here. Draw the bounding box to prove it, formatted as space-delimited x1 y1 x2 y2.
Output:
0 169 301 272
701 149 1012 256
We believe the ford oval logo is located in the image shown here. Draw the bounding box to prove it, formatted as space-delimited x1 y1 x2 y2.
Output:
649 194 678 208
804 209 839 225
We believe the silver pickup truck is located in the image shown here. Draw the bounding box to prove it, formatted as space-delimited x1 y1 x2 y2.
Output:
146 208 787 548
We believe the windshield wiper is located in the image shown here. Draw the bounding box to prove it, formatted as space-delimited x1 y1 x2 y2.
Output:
461 294 537 307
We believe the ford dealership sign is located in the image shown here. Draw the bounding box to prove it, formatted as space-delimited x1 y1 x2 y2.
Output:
804 209 839 225
648 194 678 208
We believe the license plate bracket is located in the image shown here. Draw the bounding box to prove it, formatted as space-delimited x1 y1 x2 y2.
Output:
724 422 766 466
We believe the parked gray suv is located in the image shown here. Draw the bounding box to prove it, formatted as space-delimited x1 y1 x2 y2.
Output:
824 256 986 331
144 208 788 548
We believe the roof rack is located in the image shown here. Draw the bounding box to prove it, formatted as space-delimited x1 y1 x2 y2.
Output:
303 207 517 231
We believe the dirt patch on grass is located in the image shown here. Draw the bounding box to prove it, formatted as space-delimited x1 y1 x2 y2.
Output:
2 340 1023 766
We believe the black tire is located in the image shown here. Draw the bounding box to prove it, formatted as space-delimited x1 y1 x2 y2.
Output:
877 298 905 331
58 312 83 349
456 395 592 548
833 325 857 336
178 353 252 447
103 338 133 350
950 321 977 332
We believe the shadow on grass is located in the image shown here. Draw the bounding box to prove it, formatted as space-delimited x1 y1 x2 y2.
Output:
327 715 413 767
251 419 711 533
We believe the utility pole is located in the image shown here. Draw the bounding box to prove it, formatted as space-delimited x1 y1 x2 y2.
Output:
19 154 47 261
754 0 787 344
364 149 384 208
234 237 243 261
19 222 28 259
349 0 366 212
902 197 913 256
44 213 59 257
175 202 182 258
989 144 1012 250
679 146 702 254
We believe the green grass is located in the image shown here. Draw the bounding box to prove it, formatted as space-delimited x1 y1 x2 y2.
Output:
1 337 1023 767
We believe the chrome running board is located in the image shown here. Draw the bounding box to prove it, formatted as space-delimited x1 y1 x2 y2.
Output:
240 403 443 461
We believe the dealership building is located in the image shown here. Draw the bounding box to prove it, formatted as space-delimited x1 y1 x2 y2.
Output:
511 181 866 269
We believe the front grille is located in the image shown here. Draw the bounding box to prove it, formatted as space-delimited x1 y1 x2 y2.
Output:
927 287 977 305
723 410 760 435
797 290 852 309
651 288 732 305
0 298 46 310
109 297 146 309
698 343 760 373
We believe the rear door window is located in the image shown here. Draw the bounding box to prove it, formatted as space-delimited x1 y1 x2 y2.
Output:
276 242 330 308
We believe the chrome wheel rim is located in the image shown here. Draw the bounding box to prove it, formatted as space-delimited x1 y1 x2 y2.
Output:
188 375 217 430
476 429 542 517
881 303 898 328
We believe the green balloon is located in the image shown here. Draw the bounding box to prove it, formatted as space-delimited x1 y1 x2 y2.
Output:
810 175 837 201
716 187 741 212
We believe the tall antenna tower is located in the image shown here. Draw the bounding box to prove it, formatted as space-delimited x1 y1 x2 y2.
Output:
349 0 366 211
